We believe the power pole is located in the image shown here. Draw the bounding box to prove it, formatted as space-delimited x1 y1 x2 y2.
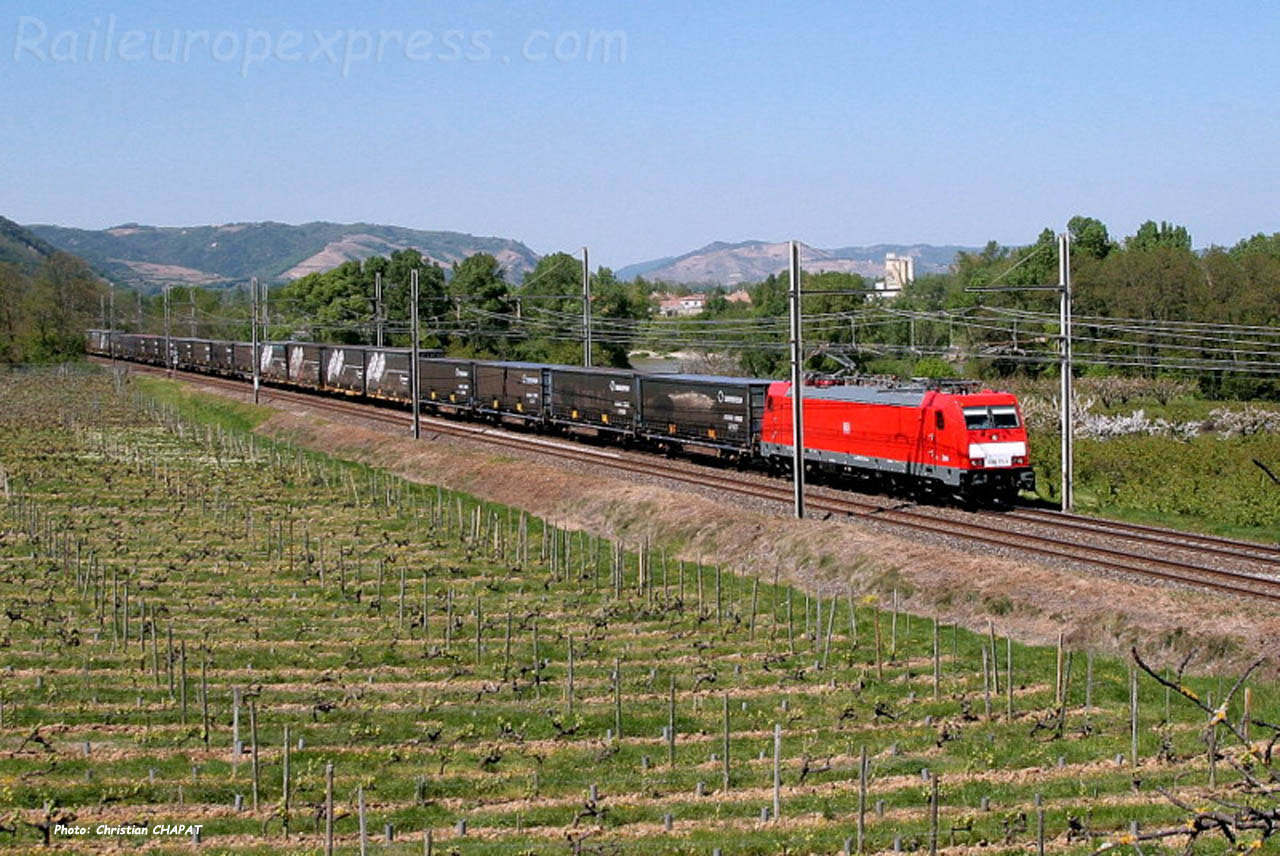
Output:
411 268 421 439
163 284 172 376
189 292 196 337
1058 232 1074 512
251 277 260 404
108 286 115 362
375 272 384 348
965 229 1074 509
789 240 805 519
582 246 592 367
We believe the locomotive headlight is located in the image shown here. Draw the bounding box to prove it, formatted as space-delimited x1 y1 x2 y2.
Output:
1012 455 1027 465
969 457 985 468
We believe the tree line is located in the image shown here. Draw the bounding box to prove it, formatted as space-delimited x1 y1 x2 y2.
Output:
13 216 1279 400
0 254 105 363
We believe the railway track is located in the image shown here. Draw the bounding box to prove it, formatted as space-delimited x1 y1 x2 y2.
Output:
104 358 1280 604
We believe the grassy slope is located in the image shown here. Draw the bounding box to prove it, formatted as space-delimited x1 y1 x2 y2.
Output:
0 370 1270 853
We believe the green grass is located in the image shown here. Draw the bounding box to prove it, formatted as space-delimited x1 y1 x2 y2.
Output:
133 374 272 433
0 368 1271 854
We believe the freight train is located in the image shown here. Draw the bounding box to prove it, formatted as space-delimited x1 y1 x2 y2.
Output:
86 331 1036 503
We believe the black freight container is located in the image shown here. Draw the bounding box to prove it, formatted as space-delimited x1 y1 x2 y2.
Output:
419 358 474 409
365 348 413 402
288 343 322 389
232 343 255 376
260 343 290 382
323 346 367 394
209 341 236 373
637 374 770 451
474 361 548 420
187 339 215 368
174 338 197 368
548 366 638 432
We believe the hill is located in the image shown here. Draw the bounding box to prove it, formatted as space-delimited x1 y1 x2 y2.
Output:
0 215 63 271
615 240 976 285
26 221 540 292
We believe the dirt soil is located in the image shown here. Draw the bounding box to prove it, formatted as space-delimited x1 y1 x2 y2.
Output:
222 398 1280 683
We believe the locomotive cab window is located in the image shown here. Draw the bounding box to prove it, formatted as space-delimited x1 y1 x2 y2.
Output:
963 406 1019 430
934 411 945 430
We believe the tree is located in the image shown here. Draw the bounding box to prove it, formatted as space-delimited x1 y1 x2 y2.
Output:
589 266 649 367
448 253 510 357
1125 220 1191 251
1067 215 1113 260
20 254 104 361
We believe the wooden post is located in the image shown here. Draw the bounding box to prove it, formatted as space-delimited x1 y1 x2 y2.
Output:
567 634 575 718
614 659 622 740
1243 687 1252 742
232 687 242 775
358 784 368 856
667 675 676 766
929 774 939 856
988 621 999 694
981 646 991 718
1055 632 1064 705
324 761 334 856
857 744 868 853
1035 793 1045 856
1005 636 1013 717
282 723 290 838
873 606 883 679
200 657 209 747
772 723 782 821
249 697 260 811
932 619 941 700
1130 664 1139 768
722 693 730 792
787 592 795 654
503 611 511 679
715 565 722 625
1208 696 1217 787
890 589 898 660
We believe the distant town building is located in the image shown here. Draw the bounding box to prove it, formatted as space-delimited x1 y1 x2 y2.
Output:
725 289 752 305
656 292 708 316
883 253 915 294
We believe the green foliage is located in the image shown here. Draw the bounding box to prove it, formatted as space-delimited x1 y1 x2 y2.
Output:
1067 215 1113 260
911 356 957 378
1125 219 1191 251
0 253 104 363
1030 426 1280 536
277 250 448 345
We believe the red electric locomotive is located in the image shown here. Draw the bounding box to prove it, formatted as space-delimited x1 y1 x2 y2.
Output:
759 378 1035 503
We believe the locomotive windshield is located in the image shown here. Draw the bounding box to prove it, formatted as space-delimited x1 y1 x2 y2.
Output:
963 406 1019 430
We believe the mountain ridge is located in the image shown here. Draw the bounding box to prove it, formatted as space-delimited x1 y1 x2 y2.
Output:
615 240 978 285
26 220 541 293
0 215 63 271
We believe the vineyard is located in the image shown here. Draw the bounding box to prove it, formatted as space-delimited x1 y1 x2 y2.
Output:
0 367 1273 854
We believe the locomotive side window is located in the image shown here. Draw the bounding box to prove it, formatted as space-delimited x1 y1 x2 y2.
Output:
963 406 1019 429
935 411 944 430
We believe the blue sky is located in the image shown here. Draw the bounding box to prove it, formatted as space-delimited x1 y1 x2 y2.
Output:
4 0 1277 268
